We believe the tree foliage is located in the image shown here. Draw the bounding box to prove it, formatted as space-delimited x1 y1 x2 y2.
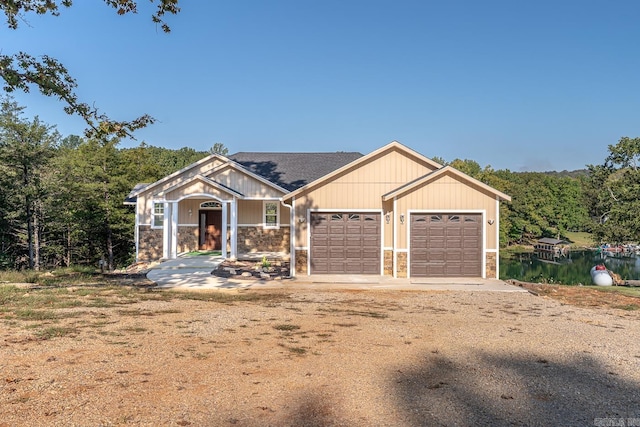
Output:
585 137 640 244
0 1 181 140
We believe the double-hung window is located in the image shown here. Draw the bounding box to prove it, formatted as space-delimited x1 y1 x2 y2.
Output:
152 202 164 228
263 201 279 229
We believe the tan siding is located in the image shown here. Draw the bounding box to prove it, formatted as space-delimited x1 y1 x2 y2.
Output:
395 172 498 249
238 200 263 224
144 158 225 198
383 200 394 248
210 167 285 198
178 199 209 224
291 147 439 248
166 181 233 201
237 200 291 226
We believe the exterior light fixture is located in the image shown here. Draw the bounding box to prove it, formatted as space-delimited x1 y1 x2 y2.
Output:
385 214 390 224
488 219 495 225
400 214 405 224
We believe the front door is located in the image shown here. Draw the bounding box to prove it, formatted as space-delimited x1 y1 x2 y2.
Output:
199 210 222 251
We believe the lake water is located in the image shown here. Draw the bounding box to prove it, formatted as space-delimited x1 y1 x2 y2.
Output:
499 250 640 285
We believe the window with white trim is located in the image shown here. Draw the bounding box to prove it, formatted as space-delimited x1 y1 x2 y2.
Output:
263 201 279 229
152 202 164 228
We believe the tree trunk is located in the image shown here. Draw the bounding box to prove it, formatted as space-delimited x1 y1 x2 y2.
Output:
104 189 114 271
33 209 40 271
65 226 71 267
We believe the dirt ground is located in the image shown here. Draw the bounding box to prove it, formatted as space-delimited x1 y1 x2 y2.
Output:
1 279 639 426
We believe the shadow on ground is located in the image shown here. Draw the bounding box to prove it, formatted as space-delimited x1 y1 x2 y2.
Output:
391 351 640 426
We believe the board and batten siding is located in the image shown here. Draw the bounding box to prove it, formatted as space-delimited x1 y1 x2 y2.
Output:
394 172 499 250
210 166 285 199
292 147 439 248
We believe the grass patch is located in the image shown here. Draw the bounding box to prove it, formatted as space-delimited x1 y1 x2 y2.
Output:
564 231 594 248
36 326 77 340
14 309 59 321
184 250 222 256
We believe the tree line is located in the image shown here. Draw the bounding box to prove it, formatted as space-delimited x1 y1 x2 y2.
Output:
1 97 637 270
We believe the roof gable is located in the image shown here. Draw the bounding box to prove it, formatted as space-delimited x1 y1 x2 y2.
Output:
382 166 511 201
283 141 442 200
130 153 228 198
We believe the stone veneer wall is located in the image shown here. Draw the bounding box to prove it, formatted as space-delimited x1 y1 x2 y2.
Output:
138 226 163 262
238 227 290 254
396 252 408 278
486 252 497 279
177 226 198 254
295 250 308 274
384 250 393 276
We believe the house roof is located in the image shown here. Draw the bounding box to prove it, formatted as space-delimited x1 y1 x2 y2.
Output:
283 141 442 201
382 166 511 202
229 151 363 191
537 237 569 245
125 183 149 205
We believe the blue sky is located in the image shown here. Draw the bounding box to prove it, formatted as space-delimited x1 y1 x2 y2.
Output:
3 1 640 171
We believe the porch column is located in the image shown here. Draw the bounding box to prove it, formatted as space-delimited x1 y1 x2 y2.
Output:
289 198 296 277
134 199 140 262
221 201 228 259
171 201 178 259
162 201 170 259
230 197 238 259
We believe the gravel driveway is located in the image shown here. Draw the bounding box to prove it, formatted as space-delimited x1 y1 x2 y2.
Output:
1 288 639 426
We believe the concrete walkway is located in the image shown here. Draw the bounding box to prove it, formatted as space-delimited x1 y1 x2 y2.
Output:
146 255 526 292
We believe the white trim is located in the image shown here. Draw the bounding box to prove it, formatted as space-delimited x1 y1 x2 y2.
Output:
383 246 393 251
290 198 296 277
129 153 230 198
221 201 228 259
393 198 398 278
134 198 140 262
203 160 290 194
263 201 280 230
178 223 199 227
495 196 500 279
162 201 171 259
406 209 486 279
159 175 244 199
174 192 233 203
306 209 384 276
395 248 409 252
310 208 383 212
283 141 442 201
486 248 498 252
171 202 178 259
243 197 282 201
230 197 238 259
151 200 165 229
294 246 308 250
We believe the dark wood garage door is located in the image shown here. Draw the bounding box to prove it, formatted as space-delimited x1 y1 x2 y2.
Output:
410 213 482 277
310 212 380 274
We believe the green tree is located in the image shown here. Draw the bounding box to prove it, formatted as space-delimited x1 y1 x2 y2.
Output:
586 137 640 244
0 1 181 139
0 96 60 269
209 142 229 156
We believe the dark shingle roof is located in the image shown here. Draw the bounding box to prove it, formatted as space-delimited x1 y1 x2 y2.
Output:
229 152 363 191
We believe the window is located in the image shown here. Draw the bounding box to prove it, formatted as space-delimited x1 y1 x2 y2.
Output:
153 202 164 228
200 201 221 209
264 201 279 228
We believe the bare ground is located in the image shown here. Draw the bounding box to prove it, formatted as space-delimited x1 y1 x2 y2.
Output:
1 282 639 426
